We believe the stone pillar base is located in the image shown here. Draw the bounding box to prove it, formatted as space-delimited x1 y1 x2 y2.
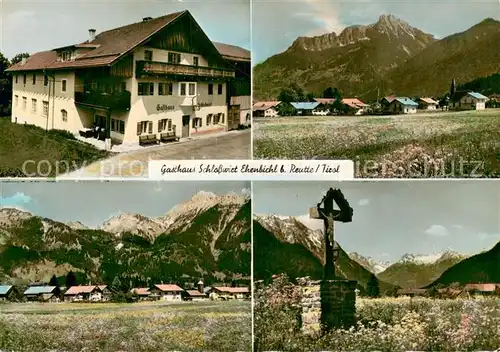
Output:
105 138 112 151
297 277 357 335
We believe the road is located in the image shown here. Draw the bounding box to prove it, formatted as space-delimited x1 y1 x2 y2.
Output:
62 130 251 178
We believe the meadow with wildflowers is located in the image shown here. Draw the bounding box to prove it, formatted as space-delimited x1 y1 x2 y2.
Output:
254 276 500 352
253 109 500 178
0 300 251 352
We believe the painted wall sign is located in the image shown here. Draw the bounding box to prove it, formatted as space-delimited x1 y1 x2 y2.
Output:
197 102 212 107
157 104 175 112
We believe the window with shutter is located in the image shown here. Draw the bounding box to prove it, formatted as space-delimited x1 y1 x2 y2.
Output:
158 120 161 132
137 122 141 135
148 121 153 134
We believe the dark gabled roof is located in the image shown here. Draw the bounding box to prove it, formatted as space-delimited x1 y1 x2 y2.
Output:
6 10 246 72
212 42 250 62
450 90 472 102
7 11 185 72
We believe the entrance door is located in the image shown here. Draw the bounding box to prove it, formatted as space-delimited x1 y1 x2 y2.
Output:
94 115 106 128
228 105 240 130
182 115 190 138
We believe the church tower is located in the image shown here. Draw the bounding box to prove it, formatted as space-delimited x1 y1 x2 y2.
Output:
450 78 456 98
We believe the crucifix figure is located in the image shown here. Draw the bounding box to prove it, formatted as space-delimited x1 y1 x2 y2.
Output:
310 188 353 280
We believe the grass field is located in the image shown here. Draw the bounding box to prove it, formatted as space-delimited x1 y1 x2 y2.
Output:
0 300 251 351
255 279 500 351
253 109 500 178
0 118 109 177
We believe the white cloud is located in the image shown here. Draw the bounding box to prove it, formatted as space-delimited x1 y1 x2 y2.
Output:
301 0 344 36
0 192 33 207
477 232 500 241
425 225 450 237
358 198 370 206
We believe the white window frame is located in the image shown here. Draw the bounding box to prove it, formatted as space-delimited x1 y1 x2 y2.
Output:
158 82 173 96
42 101 49 117
192 117 202 129
111 118 125 134
31 98 37 113
22 97 27 111
159 118 172 132
179 82 197 97
206 113 212 125
61 109 67 122
137 121 153 135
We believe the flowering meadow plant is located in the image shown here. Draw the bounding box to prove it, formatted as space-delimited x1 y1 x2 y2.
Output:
253 110 500 178
254 277 500 351
0 300 251 351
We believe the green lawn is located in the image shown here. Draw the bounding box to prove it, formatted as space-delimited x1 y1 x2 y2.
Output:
0 118 110 177
0 300 251 351
253 109 500 178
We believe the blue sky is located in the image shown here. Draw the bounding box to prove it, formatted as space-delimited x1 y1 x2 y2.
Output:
1 0 250 60
252 0 500 64
253 181 500 262
0 181 250 228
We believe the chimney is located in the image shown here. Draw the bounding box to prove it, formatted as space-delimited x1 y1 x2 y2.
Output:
142 17 153 22
21 57 27 65
197 280 204 293
88 29 96 41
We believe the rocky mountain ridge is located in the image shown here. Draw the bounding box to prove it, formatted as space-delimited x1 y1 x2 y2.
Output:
254 15 500 100
0 192 251 285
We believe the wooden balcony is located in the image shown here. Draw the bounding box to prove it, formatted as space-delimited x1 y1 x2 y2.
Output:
136 61 235 79
75 90 131 111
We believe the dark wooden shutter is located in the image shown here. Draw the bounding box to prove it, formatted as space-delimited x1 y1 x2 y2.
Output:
149 83 154 96
158 120 162 132
148 121 153 134
137 122 141 135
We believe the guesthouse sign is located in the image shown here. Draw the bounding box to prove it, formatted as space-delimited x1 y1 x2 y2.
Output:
198 102 212 107
157 104 175 112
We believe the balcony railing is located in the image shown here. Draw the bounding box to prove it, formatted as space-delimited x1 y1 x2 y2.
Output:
136 61 235 79
75 90 131 111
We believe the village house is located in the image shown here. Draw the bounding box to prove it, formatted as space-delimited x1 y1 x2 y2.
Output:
64 285 105 302
6 10 249 149
396 288 427 298
97 285 111 301
24 286 60 302
150 284 184 301
214 42 251 129
342 98 369 115
314 98 335 105
449 92 489 110
290 102 320 116
130 287 153 301
463 283 500 297
312 98 335 115
207 286 250 300
0 285 18 301
183 280 208 301
252 101 281 117
418 97 439 110
387 97 418 114
380 96 396 113
184 290 209 301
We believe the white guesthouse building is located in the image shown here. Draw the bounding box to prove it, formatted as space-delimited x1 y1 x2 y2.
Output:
7 10 250 147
